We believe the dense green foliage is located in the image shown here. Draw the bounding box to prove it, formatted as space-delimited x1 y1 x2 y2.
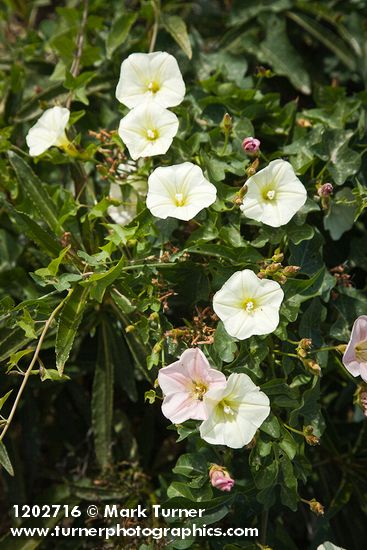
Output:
1 1 367 549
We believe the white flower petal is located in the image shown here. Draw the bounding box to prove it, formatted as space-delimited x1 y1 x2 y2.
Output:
118 103 178 160
213 269 284 340
146 162 217 220
26 106 70 157
317 542 347 550
241 159 307 227
200 373 270 448
116 51 185 108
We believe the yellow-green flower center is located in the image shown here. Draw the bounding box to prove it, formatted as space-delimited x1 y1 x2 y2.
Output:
56 133 78 157
355 340 367 362
242 298 256 313
147 81 160 94
221 400 236 416
146 128 158 141
174 192 186 207
191 381 208 401
261 184 277 201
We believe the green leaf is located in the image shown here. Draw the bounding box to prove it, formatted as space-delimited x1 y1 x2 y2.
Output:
110 288 136 314
161 15 192 59
260 413 281 438
324 188 356 240
40 368 69 382
259 14 311 94
167 481 212 501
286 12 356 71
92 321 114 470
0 327 38 363
8 151 62 235
279 428 297 460
106 13 137 58
280 455 298 510
213 321 237 362
55 286 89 375
84 257 125 303
7 349 34 373
16 308 37 339
288 230 324 276
3 202 61 257
0 441 14 476
175 421 199 442
172 453 208 478
34 246 71 278
253 459 279 489
287 223 314 245
0 390 13 412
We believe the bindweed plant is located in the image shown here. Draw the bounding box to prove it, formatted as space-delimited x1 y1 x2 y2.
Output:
0 1 367 549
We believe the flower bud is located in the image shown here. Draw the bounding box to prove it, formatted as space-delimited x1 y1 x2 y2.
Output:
303 425 320 446
149 312 160 322
317 183 333 197
242 137 260 154
283 265 301 276
277 275 287 285
308 498 325 516
297 118 312 128
354 383 367 416
265 263 282 274
235 184 248 204
360 391 367 416
297 338 312 358
125 325 135 333
245 158 259 176
255 66 272 78
299 338 312 349
272 252 284 263
60 231 72 248
209 465 235 492
304 358 321 376
221 113 233 134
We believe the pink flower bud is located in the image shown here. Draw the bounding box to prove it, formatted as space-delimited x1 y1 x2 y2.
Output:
209 465 235 492
242 137 260 154
317 183 333 197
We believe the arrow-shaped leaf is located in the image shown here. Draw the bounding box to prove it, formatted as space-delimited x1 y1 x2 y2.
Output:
56 285 89 375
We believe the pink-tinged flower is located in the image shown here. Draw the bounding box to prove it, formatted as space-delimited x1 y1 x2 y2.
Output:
317 183 333 197
158 348 227 424
242 137 260 154
343 315 367 382
209 465 235 492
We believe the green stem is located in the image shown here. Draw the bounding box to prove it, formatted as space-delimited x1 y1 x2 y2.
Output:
65 0 89 109
259 151 269 163
259 509 269 545
0 293 70 443
149 0 160 53
122 262 181 271
274 350 299 359
221 133 229 155
309 345 340 354
283 423 304 436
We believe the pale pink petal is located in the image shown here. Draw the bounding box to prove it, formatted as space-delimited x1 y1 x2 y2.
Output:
162 392 207 423
158 360 189 394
